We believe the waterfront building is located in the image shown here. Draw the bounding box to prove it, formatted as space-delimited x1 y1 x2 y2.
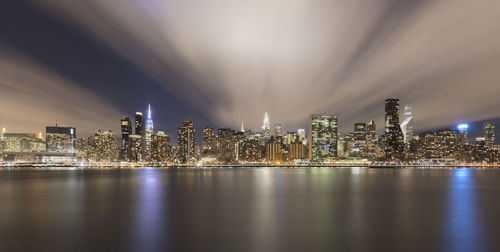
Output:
297 129 306 145
76 137 90 162
366 120 379 159
240 139 263 162
400 104 414 144
308 114 338 161
3 133 36 152
129 135 143 162
92 130 118 162
120 116 132 161
288 136 306 160
484 121 495 146
144 104 154 161
353 123 367 157
217 128 236 164
151 131 171 162
265 136 283 163
202 127 217 159
384 98 405 160
457 123 469 144
177 120 196 164
46 125 76 153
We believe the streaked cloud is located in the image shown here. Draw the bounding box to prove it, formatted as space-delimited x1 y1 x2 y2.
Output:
0 48 121 136
33 0 500 132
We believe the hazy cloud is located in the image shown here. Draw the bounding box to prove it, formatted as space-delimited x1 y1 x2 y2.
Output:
0 49 121 136
33 0 500 132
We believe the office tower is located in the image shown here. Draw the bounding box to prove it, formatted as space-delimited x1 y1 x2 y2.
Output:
202 127 217 159
297 129 306 145
129 135 143 162
284 132 298 145
308 115 338 161
342 133 354 158
288 136 306 160
484 121 495 146
46 125 76 153
240 139 263 162
177 120 196 164
366 120 379 159
145 104 154 161
457 123 469 144
217 128 236 164
262 112 271 142
151 131 171 162
76 137 90 162
120 116 132 161
273 123 283 137
135 112 144 136
265 136 282 162
233 130 246 161
400 104 414 144
337 132 345 157
2 133 36 152
353 123 367 157
384 98 405 160
92 130 118 162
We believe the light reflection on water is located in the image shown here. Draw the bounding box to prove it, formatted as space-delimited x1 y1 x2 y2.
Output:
0 167 498 251
445 168 484 252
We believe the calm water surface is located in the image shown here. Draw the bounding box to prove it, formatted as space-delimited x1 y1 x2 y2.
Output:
0 167 499 252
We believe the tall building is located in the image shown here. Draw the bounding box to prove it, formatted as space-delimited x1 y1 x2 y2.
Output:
457 123 469 145
484 121 495 146
135 112 144 136
2 133 36 152
144 104 154 161
366 120 379 159
202 127 217 159
308 115 338 162
262 112 271 142
151 131 171 162
46 125 76 153
217 128 236 164
120 116 132 161
288 136 306 160
92 130 118 162
177 120 196 164
400 104 414 144
353 123 367 157
265 136 283 163
129 135 143 162
384 98 405 160
297 129 306 145
240 139 263 162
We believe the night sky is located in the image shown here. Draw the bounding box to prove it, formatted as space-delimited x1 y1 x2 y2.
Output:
1 0 500 142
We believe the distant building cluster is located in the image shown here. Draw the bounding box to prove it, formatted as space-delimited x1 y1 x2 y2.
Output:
1 99 499 165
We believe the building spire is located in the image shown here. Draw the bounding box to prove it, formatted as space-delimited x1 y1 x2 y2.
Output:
241 121 245 132
262 112 270 130
148 103 152 119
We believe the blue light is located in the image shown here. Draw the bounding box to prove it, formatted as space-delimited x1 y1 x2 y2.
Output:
457 123 469 130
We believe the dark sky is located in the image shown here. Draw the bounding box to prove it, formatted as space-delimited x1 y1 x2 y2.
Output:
1 0 213 139
1 0 500 142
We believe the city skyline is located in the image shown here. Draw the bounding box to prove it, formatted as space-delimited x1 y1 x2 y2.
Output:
2 1 500 137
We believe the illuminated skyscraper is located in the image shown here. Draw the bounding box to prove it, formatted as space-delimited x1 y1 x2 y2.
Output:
120 116 132 161
144 104 154 161
177 120 196 164
400 104 414 144
217 128 236 164
46 125 76 153
92 130 118 162
129 135 143 162
297 129 306 145
202 127 217 159
457 123 469 144
151 131 171 162
308 115 338 161
262 112 271 142
366 120 379 159
484 121 495 146
353 123 367 157
384 98 405 160
265 136 282 162
135 112 144 136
